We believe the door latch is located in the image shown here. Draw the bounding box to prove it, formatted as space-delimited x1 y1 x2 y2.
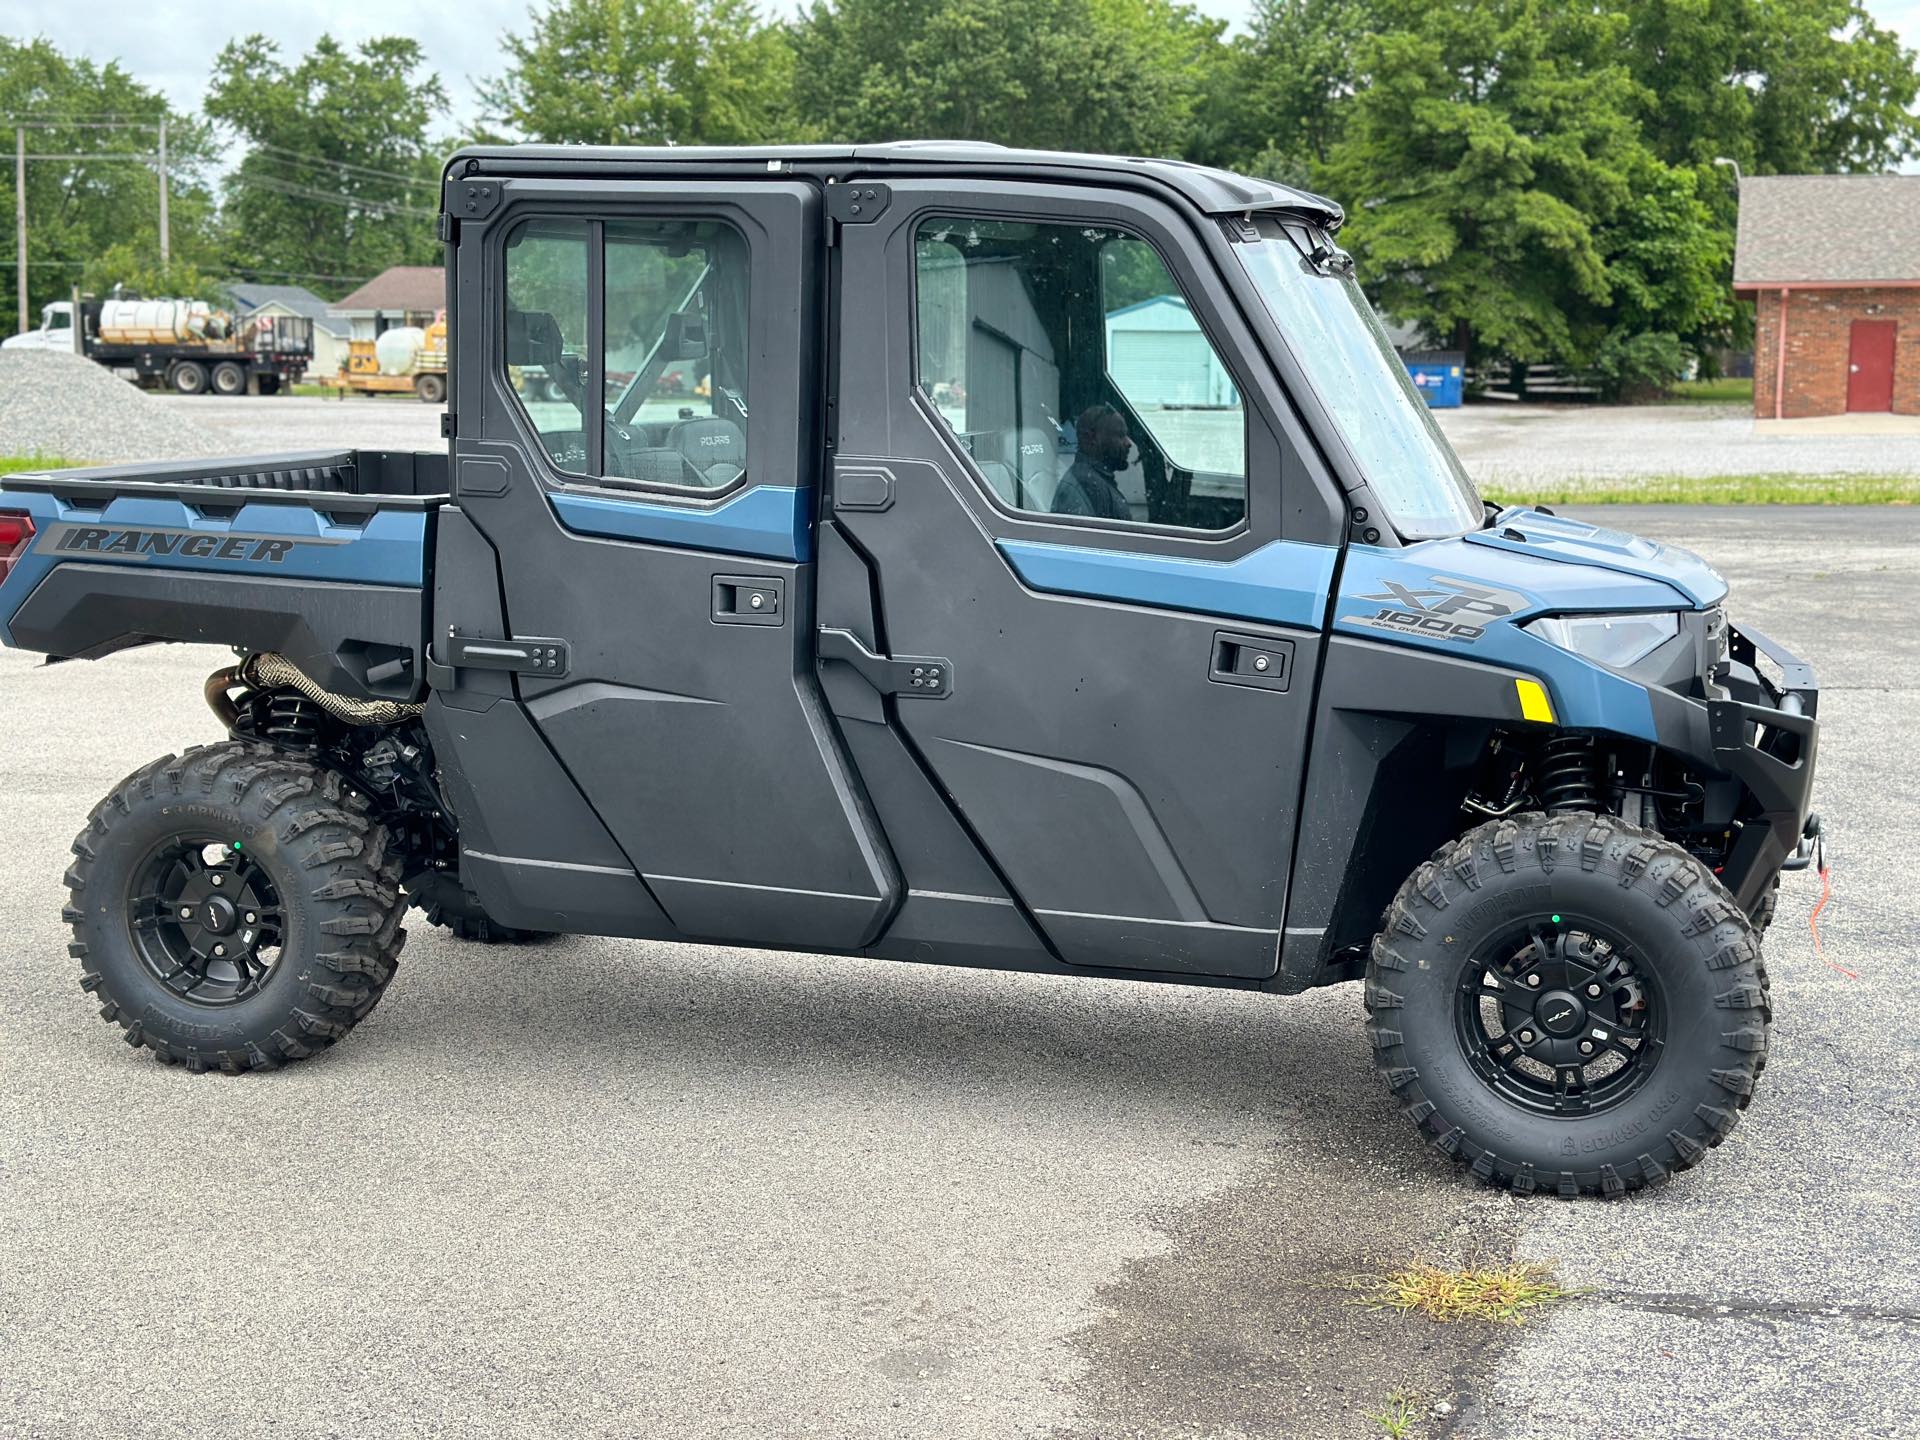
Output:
425 633 570 688
818 627 952 698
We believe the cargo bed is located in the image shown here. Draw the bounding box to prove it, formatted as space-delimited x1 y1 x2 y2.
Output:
0 450 446 700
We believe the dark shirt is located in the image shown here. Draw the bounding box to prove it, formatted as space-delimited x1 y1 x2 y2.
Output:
1051 455 1131 521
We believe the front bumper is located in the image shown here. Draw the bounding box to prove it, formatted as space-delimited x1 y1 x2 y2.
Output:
1648 624 1820 909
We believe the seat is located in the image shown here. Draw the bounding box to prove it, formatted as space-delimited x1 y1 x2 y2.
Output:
1008 427 1062 512
975 459 1019 505
669 417 747 487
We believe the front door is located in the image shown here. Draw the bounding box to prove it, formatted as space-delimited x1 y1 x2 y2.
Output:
820 180 1336 980
1847 319 1897 413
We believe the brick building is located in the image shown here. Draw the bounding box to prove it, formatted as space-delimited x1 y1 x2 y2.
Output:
1734 175 1920 420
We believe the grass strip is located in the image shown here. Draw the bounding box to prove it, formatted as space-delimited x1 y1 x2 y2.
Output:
1489 472 1919 506
0 455 74 477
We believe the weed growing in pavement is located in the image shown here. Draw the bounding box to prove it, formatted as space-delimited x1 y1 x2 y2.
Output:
1367 1392 1422 1438
1356 1260 1571 1326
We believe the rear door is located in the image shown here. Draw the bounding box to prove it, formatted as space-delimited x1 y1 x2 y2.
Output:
820 179 1337 979
443 178 897 949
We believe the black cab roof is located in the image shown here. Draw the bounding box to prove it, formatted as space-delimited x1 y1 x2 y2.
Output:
445 140 1343 229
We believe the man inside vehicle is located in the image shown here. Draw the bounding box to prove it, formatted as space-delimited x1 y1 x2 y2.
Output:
1051 404 1137 521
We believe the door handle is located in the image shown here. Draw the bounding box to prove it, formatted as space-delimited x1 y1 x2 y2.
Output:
1209 632 1292 692
713 574 785 625
818 627 952 697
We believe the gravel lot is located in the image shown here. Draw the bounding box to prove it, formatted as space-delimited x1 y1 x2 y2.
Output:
0 505 1911 1438
1436 402 1920 487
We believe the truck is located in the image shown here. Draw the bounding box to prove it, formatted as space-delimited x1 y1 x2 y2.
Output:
328 313 448 404
2 296 312 396
0 143 1822 1197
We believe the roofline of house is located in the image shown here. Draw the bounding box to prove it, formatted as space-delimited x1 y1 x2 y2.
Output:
1734 278 1920 293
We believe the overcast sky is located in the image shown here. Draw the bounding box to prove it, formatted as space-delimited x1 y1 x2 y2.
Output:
9 0 1920 148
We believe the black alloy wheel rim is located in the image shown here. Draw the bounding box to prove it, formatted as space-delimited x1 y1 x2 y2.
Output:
1454 917 1664 1117
127 837 285 1006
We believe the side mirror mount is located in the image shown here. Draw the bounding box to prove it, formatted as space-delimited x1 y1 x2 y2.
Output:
663 311 709 362
505 307 565 367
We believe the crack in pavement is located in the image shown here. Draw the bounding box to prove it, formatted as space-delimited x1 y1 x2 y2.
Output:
1595 1290 1920 1330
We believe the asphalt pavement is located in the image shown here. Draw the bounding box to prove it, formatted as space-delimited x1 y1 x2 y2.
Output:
0 506 1913 1439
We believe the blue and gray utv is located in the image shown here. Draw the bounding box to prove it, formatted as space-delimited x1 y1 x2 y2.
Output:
0 144 1820 1196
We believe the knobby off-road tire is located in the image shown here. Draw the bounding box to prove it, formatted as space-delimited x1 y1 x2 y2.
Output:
1366 811 1770 1198
1750 875 1780 936
404 871 552 945
65 743 408 1072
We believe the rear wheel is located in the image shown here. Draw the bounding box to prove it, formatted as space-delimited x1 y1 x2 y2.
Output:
64 743 408 1072
414 372 446 404
1366 812 1769 1198
169 361 208 396
211 360 248 396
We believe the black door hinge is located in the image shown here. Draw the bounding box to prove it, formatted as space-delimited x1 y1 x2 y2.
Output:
818 627 951 698
825 182 891 240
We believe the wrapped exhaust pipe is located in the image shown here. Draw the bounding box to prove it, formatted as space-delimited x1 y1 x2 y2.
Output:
205 652 425 730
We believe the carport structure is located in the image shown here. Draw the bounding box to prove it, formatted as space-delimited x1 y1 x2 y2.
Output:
1735 174 1920 420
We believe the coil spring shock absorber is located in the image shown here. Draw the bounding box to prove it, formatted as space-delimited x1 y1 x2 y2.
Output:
1535 733 1601 813
256 690 322 747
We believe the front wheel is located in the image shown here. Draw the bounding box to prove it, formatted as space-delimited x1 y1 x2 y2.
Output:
413 372 446 404
1366 812 1769 1198
404 870 552 945
64 743 408 1071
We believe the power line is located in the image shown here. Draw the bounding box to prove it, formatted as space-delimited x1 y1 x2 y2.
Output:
232 171 436 219
251 141 435 188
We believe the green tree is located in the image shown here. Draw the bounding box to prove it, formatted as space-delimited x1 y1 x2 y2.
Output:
1618 0 1920 176
205 34 447 296
1192 0 1377 180
789 0 1220 155
1323 0 1730 379
0 38 220 327
482 0 795 145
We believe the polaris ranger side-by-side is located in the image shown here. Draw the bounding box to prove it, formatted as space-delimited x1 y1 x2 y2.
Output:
0 145 1821 1196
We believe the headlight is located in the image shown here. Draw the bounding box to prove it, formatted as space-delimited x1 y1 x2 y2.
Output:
1525 611 1680 668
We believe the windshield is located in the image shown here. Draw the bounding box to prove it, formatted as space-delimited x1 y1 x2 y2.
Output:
1236 218 1481 540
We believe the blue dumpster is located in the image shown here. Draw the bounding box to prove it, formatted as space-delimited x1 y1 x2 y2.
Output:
1402 350 1465 408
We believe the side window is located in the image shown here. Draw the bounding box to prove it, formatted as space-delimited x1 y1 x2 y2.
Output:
502 216 751 491
603 221 750 489
504 219 591 472
914 216 1247 531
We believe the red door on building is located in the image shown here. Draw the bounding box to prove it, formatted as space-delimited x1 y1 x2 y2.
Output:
1847 320 1897 413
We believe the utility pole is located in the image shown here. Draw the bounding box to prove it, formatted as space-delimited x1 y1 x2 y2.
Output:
15 126 25 336
156 115 169 268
